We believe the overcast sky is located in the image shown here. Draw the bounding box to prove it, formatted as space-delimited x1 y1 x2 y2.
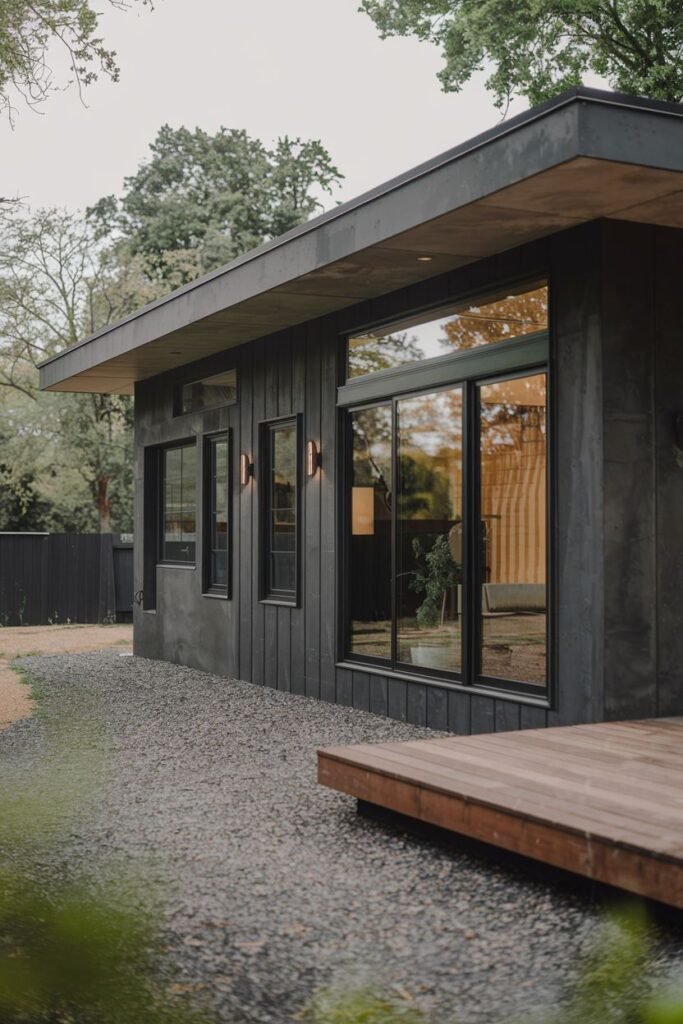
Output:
1 0 546 214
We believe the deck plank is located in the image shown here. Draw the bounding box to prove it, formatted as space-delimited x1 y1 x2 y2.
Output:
317 718 683 908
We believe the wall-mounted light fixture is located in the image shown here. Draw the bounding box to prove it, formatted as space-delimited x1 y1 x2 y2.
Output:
306 440 321 477
240 453 254 486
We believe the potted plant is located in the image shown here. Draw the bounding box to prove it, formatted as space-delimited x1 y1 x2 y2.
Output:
409 534 461 670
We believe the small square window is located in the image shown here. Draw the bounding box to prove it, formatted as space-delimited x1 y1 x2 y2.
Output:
175 369 237 415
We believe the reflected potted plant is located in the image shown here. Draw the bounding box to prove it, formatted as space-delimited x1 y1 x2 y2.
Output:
409 534 461 671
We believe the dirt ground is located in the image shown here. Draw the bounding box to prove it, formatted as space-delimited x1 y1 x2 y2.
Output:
0 624 133 730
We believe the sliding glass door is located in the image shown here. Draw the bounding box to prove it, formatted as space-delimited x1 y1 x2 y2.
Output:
397 387 463 673
346 371 548 693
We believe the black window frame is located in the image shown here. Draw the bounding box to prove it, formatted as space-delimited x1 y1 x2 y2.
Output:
158 439 198 567
338 279 554 704
259 414 302 607
202 431 232 598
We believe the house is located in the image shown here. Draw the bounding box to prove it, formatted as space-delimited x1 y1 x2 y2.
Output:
40 87 683 734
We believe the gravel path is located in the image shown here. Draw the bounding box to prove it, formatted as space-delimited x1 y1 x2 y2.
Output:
1 652 682 1023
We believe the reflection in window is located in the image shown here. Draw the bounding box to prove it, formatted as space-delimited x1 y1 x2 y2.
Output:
262 420 298 601
177 369 237 415
349 406 392 659
397 388 462 672
479 374 547 685
347 283 547 379
161 443 197 562
206 435 229 591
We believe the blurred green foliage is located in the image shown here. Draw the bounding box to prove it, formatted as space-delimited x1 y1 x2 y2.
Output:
0 868 207 1024
303 906 683 1024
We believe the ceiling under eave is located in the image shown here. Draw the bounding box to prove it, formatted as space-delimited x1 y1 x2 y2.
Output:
39 89 683 396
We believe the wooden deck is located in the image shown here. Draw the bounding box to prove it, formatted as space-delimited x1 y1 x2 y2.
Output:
318 718 683 909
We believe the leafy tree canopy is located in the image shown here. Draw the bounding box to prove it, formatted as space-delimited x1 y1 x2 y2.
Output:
360 0 683 107
89 127 344 284
0 0 152 122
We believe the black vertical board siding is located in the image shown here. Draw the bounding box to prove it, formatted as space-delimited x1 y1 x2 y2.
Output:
471 695 495 734
369 675 388 717
304 322 321 698
551 223 604 727
263 336 279 690
238 345 254 683
406 682 427 726
426 686 449 732
251 338 266 687
352 671 370 711
520 705 548 730
494 700 521 733
290 330 307 695
601 222 657 720
336 667 353 707
319 316 337 703
447 690 471 734
125 231 667 735
654 228 683 715
387 679 408 722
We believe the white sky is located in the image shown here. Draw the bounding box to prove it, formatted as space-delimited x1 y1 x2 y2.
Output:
1 0 539 213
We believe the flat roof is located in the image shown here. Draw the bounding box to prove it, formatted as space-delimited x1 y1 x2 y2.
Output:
40 87 683 395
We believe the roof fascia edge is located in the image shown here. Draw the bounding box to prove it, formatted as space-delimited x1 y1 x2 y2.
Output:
40 91 588 379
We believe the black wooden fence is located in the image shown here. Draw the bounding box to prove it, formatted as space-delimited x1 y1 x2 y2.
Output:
0 533 134 626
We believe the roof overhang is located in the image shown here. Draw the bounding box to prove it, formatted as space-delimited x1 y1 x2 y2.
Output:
40 88 683 395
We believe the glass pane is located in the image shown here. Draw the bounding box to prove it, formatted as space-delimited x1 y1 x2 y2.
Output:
180 369 237 413
162 444 196 562
348 283 547 379
397 387 463 673
349 405 392 659
268 423 297 596
479 374 547 685
163 448 182 551
180 444 196 545
212 550 227 587
207 438 229 589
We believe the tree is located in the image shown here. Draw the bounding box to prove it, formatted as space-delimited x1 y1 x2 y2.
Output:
88 126 344 284
0 207 164 532
360 0 683 108
0 0 152 123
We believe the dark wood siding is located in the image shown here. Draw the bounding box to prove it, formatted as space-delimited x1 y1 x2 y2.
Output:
133 224 683 733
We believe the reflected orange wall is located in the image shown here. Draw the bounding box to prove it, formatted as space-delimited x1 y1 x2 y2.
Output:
480 425 546 584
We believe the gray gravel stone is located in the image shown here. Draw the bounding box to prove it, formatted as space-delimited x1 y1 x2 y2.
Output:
1 651 682 1023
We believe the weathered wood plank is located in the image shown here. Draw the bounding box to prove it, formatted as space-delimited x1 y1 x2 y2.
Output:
318 718 683 909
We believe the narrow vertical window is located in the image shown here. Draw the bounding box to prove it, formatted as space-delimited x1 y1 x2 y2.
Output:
478 373 547 686
204 433 230 594
261 418 300 603
397 386 463 674
349 405 392 659
160 442 197 563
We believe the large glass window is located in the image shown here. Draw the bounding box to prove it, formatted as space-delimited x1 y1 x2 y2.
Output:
205 434 230 593
160 443 197 563
479 374 547 685
261 418 299 603
345 375 548 692
347 283 547 379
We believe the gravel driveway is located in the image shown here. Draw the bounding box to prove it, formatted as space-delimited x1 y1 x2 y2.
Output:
1 652 682 1023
